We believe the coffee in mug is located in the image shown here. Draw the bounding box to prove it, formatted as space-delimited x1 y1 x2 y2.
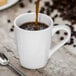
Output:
19 22 48 31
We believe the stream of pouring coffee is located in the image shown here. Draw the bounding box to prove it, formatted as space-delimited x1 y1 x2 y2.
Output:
35 0 40 29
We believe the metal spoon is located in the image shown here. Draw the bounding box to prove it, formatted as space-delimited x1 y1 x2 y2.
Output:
0 53 26 76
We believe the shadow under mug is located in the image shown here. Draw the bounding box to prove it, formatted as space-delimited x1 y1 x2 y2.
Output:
14 13 71 69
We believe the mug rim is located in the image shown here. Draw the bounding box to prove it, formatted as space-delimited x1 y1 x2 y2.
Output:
14 12 53 32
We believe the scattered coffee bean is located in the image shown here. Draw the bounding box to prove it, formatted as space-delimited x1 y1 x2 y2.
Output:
60 37 64 40
40 7 45 13
64 32 68 35
64 43 69 45
10 28 14 32
29 0 32 3
19 0 22 2
54 14 58 18
34 1 37 4
52 17 55 21
74 31 76 38
44 1 50 7
54 24 58 26
52 0 76 24
69 38 74 45
65 24 70 26
56 31 60 34
12 25 14 28
27 10 32 13
46 9 50 16
19 2 25 8
59 14 63 17
73 45 76 47
7 19 11 23
70 25 74 31
50 6 54 12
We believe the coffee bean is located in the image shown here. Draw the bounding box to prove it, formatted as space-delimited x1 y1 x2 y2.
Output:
65 24 70 26
10 28 14 32
29 0 32 3
44 1 50 7
59 14 63 17
40 7 45 13
68 38 74 45
12 25 14 28
46 9 50 16
27 10 31 13
54 14 58 18
70 26 74 31
56 31 60 34
74 31 76 38
19 2 25 8
64 32 68 35
52 17 55 21
60 37 64 40
52 0 76 24
54 24 58 26
73 45 76 47
64 43 69 45
7 19 11 23
19 0 22 2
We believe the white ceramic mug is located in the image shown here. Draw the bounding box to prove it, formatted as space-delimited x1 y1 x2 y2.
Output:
14 13 71 69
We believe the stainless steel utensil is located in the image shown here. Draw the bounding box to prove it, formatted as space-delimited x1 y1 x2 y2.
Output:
0 53 26 76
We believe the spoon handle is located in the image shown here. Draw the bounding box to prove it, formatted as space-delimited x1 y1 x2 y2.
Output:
7 63 26 76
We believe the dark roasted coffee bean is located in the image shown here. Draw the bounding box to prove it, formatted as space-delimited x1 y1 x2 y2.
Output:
68 38 74 45
10 28 14 32
65 24 70 26
73 45 76 47
71 31 75 37
54 14 58 18
29 0 32 3
60 37 64 40
40 10 44 13
64 43 69 45
40 7 45 13
19 0 22 2
12 25 14 28
74 31 76 38
64 32 68 35
7 19 11 23
70 26 74 31
54 24 58 26
71 20 76 25
27 10 31 13
52 0 76 24
56 31 60 34
52 17 55 21
46 9 50 16
44 1 50 7
59 14 63 17
19 2 25 8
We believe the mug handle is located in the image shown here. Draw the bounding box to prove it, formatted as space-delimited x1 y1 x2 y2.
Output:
48 25 71 58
